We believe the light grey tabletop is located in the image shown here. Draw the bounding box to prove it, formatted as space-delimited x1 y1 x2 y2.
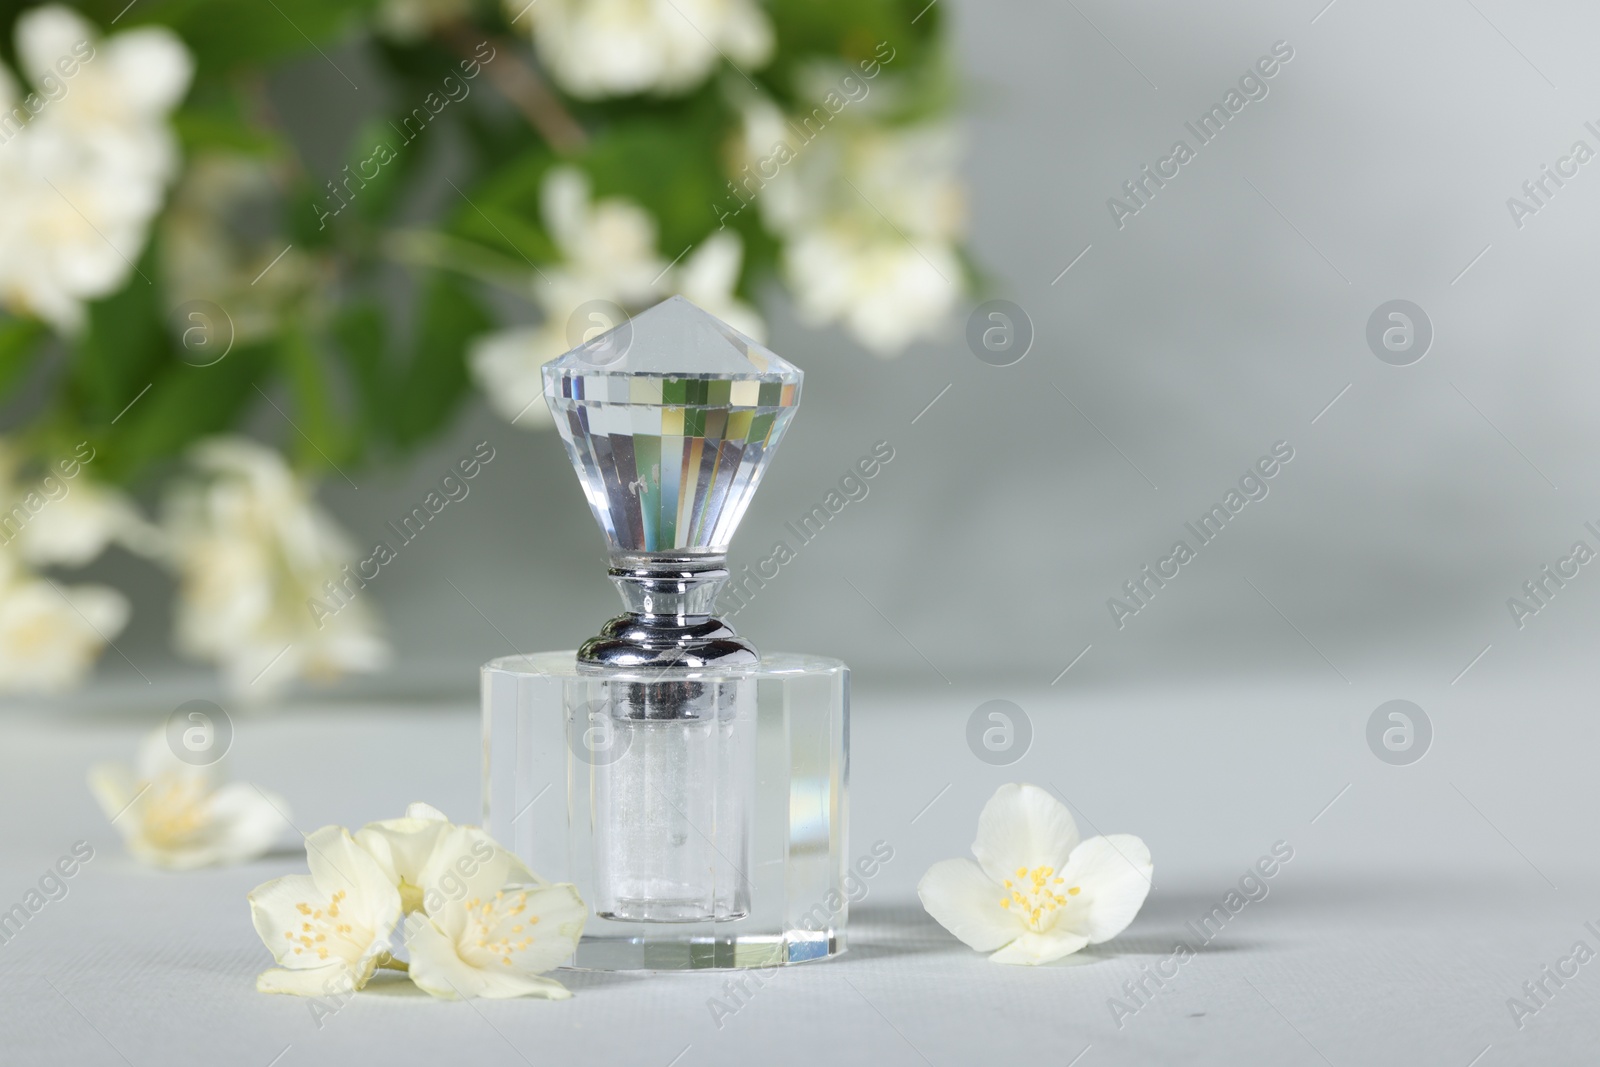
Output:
2 667 1595 1066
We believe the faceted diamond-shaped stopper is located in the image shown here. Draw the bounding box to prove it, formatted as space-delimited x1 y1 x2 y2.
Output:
542 296 802 561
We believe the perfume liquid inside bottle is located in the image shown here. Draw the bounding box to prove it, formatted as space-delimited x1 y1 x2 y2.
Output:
590 677 754 922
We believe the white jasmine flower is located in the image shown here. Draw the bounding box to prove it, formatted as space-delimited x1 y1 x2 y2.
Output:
405 826 585 1000
471 166 667 427
783 225 961 354
88 728 289 869
469 326 561 429
741 109 965 355
246 808 581 1001
355 802 539 914
165 437 389 699
10 477 162 567
673 231 764 342
918 783 1152 965
540 165 667 307
0 438 161 566
0 6 193 332
750 114 963 241
0 548 129 693
249 825 404 996
15 4 192 180
354 801 455 914
522 0 771 99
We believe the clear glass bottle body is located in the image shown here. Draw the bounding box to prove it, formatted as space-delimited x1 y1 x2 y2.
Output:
484 652 847 970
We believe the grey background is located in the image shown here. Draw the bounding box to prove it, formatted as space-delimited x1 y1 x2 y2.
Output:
35 0 1600 702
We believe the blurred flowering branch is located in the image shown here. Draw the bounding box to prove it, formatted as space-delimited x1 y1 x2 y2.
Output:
0 0 965 698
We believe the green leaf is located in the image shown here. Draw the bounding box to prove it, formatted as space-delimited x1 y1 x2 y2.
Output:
99 341 273 482
332 301 389 453
70 248 168 425
347 119 428 226
393 274 490 447
580 100 732 254
767 0 941 69
172 110 283 157
0 317 47 400
112 0 382 78
451 149 560 265
330 279 487 457
285 180 341 250
277 319 347 470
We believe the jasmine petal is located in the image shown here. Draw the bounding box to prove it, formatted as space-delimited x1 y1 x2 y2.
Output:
919 783 1152 966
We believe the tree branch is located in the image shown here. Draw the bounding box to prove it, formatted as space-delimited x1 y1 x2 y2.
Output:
440 27 588 156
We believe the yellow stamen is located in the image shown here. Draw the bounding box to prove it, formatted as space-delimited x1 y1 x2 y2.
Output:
997 865 1078 932
280 889 365 969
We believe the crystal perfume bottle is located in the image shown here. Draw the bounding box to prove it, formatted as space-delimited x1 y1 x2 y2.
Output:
483 297 849 969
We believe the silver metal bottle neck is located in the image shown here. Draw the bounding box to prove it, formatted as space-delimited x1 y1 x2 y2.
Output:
577 554 759 670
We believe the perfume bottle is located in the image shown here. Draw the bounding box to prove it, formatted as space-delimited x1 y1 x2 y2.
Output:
483 297 849 969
